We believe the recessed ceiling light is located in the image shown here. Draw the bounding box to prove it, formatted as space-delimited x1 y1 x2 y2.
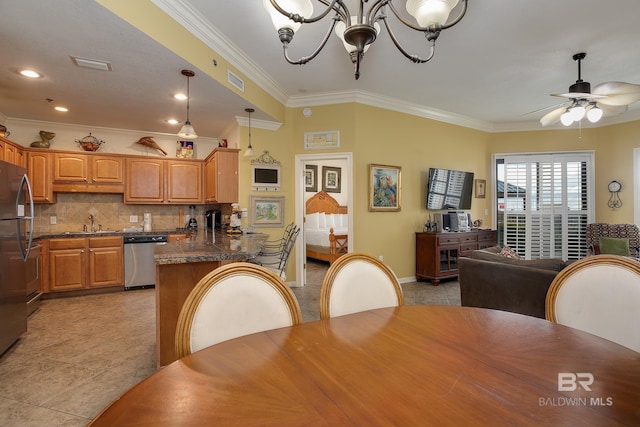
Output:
55 106 68 112
166 119 179 125
174 93 187 100
19 69 42 78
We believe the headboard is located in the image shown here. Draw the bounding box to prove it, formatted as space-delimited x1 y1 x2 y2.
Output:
306 191 347 214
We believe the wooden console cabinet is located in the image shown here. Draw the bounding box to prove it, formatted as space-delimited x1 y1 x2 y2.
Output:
416 230 497 285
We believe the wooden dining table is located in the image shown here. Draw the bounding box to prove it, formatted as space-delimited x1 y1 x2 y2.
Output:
89 306 640 426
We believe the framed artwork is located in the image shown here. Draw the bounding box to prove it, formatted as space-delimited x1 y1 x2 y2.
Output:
475 179 486 198
305 165 318 192
304 130 340 150
249 196 285 228
369 164 401 212
322 166 342 193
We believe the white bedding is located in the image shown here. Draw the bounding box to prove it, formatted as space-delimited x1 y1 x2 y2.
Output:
306 227 349 248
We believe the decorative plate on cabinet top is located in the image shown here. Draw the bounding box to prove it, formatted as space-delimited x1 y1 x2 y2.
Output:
75 133 105 151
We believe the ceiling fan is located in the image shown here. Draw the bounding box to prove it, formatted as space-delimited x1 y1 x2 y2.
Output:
540 52 640 127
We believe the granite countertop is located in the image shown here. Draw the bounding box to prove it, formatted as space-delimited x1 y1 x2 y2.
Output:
154 230 268 265
34 229 180 240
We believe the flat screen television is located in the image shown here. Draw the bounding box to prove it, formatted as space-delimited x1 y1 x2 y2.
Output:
426 168 474 210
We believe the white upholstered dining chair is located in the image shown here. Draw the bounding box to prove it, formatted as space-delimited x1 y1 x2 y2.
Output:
545 254 640 352
319 252 404 319
175 262 302 359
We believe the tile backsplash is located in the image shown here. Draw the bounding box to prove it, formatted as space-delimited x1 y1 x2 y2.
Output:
33 193 227 234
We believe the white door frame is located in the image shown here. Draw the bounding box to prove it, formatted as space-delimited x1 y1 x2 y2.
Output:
294 152 354 287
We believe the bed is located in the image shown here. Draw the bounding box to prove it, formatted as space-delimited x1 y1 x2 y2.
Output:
305 191 348 264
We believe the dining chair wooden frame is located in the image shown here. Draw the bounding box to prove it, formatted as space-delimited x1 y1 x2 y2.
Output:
545 254 640 352
175 262 302 359
320 252 404 319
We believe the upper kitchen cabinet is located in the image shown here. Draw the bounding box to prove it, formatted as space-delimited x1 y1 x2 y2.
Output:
125 158 203 204
125 158 164 203
204 148 239 203
167 160 203 204
53 152 124 193
1 136 25 167
27 151 55 203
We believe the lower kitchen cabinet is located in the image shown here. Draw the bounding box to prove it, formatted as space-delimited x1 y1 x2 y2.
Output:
44 236 123 293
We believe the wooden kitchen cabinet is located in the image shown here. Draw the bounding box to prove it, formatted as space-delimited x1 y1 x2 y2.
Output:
88 236 124 288
1 136 25 167
126 158 203 204
167 160 203 203
44 236 123 293
53 153 124 193
415 230 497 285
27 151 55 203
204 148 239 203
125 158 165 203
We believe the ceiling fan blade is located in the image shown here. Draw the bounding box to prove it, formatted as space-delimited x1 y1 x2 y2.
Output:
593 81 640 106
540 106 566 127
551 92 605 100
521 101 568 117
597 103 628 117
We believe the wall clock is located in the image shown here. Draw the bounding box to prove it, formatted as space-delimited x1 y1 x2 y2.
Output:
608 180 622 208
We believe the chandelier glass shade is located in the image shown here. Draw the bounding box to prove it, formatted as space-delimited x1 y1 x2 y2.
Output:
560 100 603 126
177 69 198 139
263 0 468 79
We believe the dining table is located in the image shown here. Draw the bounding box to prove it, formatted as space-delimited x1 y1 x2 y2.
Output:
89 305 640 426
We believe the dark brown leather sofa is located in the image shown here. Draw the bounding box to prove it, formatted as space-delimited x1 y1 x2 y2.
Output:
458 247 568 319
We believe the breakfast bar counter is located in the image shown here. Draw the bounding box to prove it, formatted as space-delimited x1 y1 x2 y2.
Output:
154 230 268 367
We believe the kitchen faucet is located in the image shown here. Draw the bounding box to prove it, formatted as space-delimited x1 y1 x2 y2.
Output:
88 214 95 233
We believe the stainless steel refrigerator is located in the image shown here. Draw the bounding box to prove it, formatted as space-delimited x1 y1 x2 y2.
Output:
0 160 34 356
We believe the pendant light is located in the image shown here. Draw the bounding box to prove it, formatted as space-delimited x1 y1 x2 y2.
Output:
244 108 255 157
177 69 198 139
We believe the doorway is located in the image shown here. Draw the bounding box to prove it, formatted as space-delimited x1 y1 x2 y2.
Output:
294 152 353 287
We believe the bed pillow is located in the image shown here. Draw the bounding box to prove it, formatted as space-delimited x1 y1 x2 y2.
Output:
325 213 336 228
599 237 630 256
317 212 326 228
340 214 349 228
306 212 320 229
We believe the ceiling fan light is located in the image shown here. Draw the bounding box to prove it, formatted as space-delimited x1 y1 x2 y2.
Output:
560 111 574 126
570 105 586 121
177 121 198 139
587 106 603 123
406 0 460 27
263 0 312 33
334 17 380 54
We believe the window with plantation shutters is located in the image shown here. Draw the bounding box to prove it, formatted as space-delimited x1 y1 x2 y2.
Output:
495 152 593 260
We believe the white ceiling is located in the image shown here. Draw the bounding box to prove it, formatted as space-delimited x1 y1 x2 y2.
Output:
2 0 640 138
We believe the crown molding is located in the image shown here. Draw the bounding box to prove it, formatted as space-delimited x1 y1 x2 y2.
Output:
235 116 282 131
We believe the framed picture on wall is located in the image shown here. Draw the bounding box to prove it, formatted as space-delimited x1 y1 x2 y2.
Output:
322 166 342 193
475 179 486 198
369 164 401 212
249 196 285 227
305 165 318 192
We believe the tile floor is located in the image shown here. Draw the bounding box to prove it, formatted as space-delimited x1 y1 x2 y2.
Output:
0 259 460 426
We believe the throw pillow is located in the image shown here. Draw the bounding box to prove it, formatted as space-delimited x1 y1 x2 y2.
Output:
599 237 630 256
499 246 522 259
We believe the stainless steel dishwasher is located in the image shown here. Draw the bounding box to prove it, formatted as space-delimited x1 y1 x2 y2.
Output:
124 234 167 290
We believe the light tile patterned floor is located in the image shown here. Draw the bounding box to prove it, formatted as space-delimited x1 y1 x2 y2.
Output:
0 259 459 425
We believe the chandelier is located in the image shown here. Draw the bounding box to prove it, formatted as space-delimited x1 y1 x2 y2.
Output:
263 0 468 79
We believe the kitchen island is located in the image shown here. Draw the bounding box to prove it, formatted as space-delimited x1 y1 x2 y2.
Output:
154 230 268 367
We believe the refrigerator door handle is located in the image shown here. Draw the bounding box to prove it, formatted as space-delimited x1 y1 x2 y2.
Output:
17 173 34 262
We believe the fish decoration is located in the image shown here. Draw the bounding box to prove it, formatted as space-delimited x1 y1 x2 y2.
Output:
136 136 167 156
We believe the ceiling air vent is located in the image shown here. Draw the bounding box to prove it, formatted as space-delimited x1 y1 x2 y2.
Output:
227 70 244 92
71 56 112 71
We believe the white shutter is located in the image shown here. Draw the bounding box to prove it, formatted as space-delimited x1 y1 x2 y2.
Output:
499 152 593 260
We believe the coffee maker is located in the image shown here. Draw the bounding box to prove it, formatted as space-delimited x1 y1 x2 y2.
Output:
205 210 221 230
